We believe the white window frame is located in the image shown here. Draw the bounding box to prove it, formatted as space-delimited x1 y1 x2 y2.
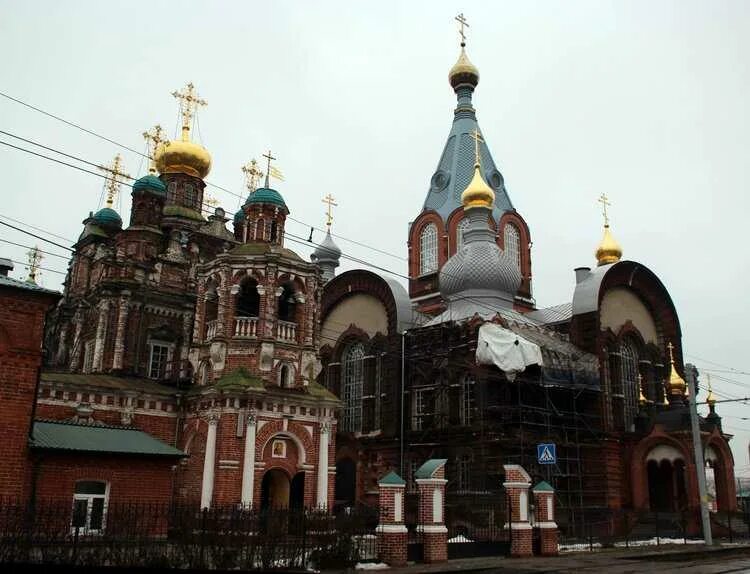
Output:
82 340 95 374
278 363 295 388
456 218 470 251
620 339 640 429
148 340 174 380
412 387 430 430
71 480 109 535
503 223 521 270
342 343 365 433
419 223 438 275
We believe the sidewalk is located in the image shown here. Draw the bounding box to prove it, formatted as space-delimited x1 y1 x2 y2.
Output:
348 543 750 574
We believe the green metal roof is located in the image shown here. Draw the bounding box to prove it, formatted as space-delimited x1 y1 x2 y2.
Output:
41 372 176 396
228 242 303 262
133 174 167 196
415 458 447 479
31 420 185 457
379 471 406 486
533 481 554 492
92 207 122 227
306 381 339 401
214 367 266 391
163 205 205 221
245 187 288 211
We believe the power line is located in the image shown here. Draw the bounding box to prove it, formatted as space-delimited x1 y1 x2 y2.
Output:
0 218 74 253
0 213 74 243
0 238 71 260
6 258 66 276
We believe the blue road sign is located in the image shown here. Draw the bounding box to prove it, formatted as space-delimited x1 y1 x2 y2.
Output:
537 443 556 465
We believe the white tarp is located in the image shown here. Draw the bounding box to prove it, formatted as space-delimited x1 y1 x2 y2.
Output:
476 323 543 379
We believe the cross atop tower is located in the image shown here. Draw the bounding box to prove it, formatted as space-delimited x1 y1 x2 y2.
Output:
241 159 264 193
455 13 469 47
322 193 338 228
98 154 130 207
262 149 276 188
171 82 207 141
667 341 676 364
142 124 164 173
598 193 611 227
25 245 42 285
469 128 484 166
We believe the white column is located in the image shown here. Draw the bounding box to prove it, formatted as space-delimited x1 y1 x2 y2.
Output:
240 411 257 507
317 420 331 508
92 299 110 372
200 415 219 509
112 294 130 370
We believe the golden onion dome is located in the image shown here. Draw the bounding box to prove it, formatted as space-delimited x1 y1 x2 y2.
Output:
666 343 687 397
595 225 623 266
449 46 480 89
154 128 212 179
461 163 495 209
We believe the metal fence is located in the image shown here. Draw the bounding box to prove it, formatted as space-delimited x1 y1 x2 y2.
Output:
0 499 378 570
557 507 750 553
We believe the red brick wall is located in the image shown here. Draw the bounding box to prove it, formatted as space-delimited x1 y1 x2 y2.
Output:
0 287 58 500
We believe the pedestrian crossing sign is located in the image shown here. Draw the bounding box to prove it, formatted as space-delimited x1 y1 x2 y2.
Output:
537 443 556 465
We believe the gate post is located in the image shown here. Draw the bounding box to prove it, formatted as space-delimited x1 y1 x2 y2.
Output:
416 459 448 563
376 471 408 567
532 481 558 556
503 464 533 558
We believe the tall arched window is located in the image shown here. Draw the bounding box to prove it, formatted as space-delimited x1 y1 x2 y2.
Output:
419 223 438 275
236 278 260 317
342 343 365 432
456 218 470 251
277 283 297 323
620 338 640 429
503 223 521 270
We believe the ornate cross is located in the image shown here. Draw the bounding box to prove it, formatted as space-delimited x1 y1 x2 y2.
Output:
597 193 611 227
241 159 264 193
469 128 484 166
322 193 338 228
26 245 42 284
171 82 207 138
262 149 276 187
98 154 130 207
142 124 164 173
667 341 676 364
455 13 469 46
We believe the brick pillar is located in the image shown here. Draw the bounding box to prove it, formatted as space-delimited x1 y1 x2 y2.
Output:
376 471 408 567
503 464 532 558
415 459 448 564
112 293 130 370
532 481 558 556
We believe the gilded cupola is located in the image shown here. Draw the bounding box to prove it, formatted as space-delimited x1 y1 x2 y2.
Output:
153 83 212 179
461 129 495 210
595 194 623 266
666 342 687 397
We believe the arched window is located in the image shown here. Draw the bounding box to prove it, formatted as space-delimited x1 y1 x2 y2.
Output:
277 283 297 323
256 218 264 241
620 338 640 429
503 223 521 270
456 218 470 251
183 183 196 208
204 280 218 323
279 363 294 388
270 221 278 242
199 361 212 386
237 278 260 317
419 223 438 275
342 343 365 432
460 374 475 426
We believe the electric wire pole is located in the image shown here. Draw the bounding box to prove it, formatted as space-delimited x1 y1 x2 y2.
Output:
686 363 713 545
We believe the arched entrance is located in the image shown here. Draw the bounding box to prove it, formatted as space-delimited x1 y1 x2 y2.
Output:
261 469 291 510
646 445 688 511
335 457 356 508
290 472 305 509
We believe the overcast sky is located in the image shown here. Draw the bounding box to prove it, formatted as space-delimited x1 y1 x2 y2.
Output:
2 0 749 472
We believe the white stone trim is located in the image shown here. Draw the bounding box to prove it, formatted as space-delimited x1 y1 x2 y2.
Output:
415 478 448 486
503 464 532 482
503 481 531 488
535 521 558 529
510 523 533 530
376 524 408 534
417 525 448 534
378 482 406 489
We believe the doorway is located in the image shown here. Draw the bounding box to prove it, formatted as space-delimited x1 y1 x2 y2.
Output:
261 469 291 510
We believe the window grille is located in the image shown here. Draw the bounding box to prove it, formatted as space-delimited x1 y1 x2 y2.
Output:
342 343 365 432
504 223 521 270
620 339 640 429
419 224 438 275
148 343 170 379
72 481 107 533
457 454 472 492
460 375 475 426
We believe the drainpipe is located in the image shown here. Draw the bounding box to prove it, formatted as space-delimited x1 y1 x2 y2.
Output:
400 331 406 477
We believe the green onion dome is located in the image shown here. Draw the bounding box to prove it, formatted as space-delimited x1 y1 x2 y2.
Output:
132 174 166 196
234 208 245 223
92 207 122 229
245 187 288 212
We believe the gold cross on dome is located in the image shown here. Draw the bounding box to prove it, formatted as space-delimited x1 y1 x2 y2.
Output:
241 159 264 193
205 194 220 207
667 341 676 364
98 154 130 207
26 245 42 284
322 193 338 228
262 149 276 187
469 128 484 166
171 82 207 140
597 193 611 227
455 13 469 46
142 124 164 173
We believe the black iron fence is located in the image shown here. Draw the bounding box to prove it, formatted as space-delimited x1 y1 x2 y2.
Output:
0 500 378 570
557 507 750 552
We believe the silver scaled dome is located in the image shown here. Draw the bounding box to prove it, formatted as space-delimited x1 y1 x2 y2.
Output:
439 207 521 307
311 229 341 283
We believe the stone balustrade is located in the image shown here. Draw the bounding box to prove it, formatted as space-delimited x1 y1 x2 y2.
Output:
205 319 218 341
276 320 297 342
234 316 258 338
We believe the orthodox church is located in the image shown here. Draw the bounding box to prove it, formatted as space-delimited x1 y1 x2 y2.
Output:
0 23 735 531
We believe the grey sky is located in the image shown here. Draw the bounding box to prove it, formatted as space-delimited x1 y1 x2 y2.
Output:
2 1 749 471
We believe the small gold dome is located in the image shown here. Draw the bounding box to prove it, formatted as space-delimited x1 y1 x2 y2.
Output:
461 163 494 209
154 130 212 179
595 225 622 266
666 344 687 397
449 46 480 89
